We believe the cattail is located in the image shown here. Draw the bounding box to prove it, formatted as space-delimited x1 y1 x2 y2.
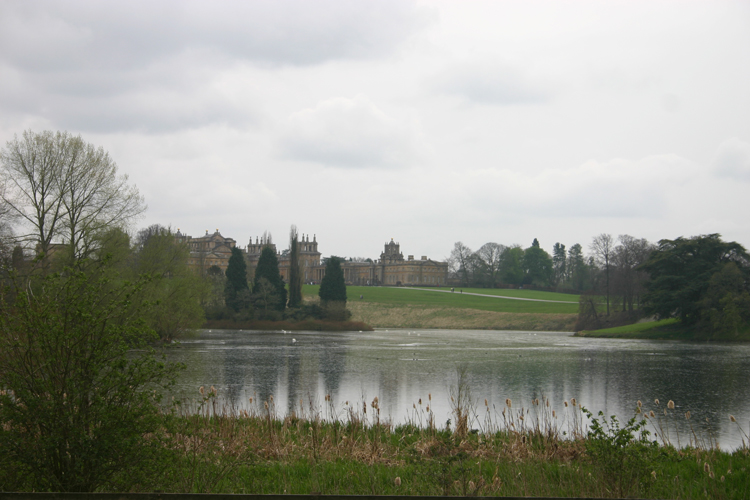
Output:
552 410 556 418
506 398 512 408
469 480 476 491
564 401 569 407
704 462 710 473
730 415 736 422
709 471 715 479
426 406 430 412
668 400 675 410
428 393 432 401
685 411 691 420
637 400 642 408
485 399 488 407
249 397 253 404
546 398 550 407
664 408 668 416
264 401 269 409
413 403 416 409
419 398 422 405
394 477 401 487
570 398 577 407
721 475 725 482
521 435 526 443
650 411 655 418
654 398 660 405
199 386 205 395
270 394 274 402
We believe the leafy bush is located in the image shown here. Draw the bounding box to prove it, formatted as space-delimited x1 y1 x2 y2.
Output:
583 407 658 497
0 267 181 491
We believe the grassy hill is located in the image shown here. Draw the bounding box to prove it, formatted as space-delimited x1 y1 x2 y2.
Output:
302 285 579 331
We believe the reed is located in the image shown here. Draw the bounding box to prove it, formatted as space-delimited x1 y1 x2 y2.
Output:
98 385 750 497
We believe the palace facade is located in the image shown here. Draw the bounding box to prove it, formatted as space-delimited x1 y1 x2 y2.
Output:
178 229 448 286
175 229 236 272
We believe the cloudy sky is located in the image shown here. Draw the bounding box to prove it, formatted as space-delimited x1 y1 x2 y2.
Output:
1 0 749 260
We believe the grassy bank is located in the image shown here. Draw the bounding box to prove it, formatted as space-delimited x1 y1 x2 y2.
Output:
40 393 746 498
577 319 750 341
203 319 373 332
303 285 579 331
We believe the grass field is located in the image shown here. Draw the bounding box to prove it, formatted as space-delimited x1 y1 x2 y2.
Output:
302 285 579 331
303 285 579 314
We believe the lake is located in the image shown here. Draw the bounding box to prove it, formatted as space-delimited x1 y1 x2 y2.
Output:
166 328 750 450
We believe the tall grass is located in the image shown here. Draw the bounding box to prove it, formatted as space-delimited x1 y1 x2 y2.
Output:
105 378 750 497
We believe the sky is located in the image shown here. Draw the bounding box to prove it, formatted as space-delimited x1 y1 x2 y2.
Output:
1 0 749 261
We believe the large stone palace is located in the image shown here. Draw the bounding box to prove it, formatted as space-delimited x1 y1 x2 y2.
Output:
175 229 448 286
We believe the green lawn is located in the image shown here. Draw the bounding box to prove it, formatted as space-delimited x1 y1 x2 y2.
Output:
302 285 579 314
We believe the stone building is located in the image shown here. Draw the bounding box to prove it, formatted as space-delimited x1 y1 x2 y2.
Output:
178 228 448 287
176 229 236 273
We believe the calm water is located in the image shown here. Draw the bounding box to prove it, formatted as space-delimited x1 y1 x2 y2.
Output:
166 329 750 450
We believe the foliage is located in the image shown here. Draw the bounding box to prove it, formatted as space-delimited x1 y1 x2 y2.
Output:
129 225 207 340
582 407 657 498
0 130 145 264
287 226 302 308
699 262 750 336
319 256 347 304
224 247 251 313
641 234 750 327
500 245 524 285
253 246 286 312
0 266 181 492
523 240 553 286
566 243 590 291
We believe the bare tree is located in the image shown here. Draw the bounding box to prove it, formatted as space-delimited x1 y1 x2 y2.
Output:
612 235 653 314
476 242 505 288
448 241 473 286
590 233 614 315
0 130 145 264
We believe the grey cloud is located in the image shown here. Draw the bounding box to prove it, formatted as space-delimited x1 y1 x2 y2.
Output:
0 0 433 73
278 95 421 169
433 63 551 105
713 138 750 181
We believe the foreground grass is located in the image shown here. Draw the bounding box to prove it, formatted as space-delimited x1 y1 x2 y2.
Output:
99 396 749 499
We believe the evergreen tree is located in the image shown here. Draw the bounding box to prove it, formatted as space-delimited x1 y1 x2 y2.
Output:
287 226 302 308
319 256 347 304
253 245 286 311
552 242 567 286
523 240 553 286
224 247 250 312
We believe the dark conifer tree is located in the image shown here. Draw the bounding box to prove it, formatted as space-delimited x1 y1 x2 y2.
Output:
319 256 347 305
253 245 287 311
224 247 249 312
287 226 303 308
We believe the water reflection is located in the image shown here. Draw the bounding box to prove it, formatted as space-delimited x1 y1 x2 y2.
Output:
166 329 750 449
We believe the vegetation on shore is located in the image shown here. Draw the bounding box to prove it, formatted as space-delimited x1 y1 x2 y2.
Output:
578 318 750 341
5 383 748 498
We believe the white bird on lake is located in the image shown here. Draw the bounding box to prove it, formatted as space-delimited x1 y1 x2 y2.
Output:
292 338 297 344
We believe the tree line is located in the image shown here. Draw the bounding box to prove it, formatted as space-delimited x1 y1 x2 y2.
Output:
449 232 750 337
